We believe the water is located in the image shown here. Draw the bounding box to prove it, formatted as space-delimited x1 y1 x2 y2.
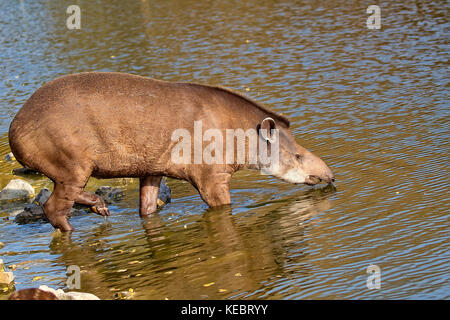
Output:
0 0 448 299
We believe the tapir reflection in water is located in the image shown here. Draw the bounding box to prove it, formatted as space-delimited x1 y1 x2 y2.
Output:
9 72 334 231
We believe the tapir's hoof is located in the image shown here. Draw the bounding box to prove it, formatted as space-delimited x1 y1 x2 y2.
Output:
90 205 110 217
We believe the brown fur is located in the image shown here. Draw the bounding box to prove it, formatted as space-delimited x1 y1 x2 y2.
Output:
9 72 333 231
9 288 58 300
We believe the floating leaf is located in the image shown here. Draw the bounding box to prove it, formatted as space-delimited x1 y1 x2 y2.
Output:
32 276 43 281
203 282 215 287
234 272 242 277
218 289 228 293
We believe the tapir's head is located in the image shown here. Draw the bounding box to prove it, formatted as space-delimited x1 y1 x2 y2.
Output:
258 117 334 186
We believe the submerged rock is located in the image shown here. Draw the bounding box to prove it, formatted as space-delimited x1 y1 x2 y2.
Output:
0 179 34 202
15 203 46 224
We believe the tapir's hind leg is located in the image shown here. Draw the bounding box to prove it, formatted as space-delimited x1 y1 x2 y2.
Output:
75 191 110 217
41 162 94 231
43 182 81 232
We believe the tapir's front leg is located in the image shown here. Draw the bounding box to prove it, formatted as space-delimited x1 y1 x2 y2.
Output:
139 176 162 217
195 172 232 207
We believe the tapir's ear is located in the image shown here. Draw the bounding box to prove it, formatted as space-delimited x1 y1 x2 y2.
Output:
259 117 276 143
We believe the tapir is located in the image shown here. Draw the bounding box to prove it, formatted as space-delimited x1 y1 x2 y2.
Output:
9 72 334 231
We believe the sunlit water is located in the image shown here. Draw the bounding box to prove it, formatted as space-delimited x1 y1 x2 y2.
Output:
0 0 448 299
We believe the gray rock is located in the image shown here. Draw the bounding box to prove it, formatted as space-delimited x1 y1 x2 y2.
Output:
0 179 34 202
158 178 171 206
33 188 51 206
15 203 46 224
12 167 41 176
95 186 124 204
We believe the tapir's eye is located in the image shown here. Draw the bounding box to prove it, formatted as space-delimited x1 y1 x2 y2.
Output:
295 153 302 161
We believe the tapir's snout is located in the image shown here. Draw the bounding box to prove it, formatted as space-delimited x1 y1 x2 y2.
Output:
300 150 335 186
304 173 335 185
273 146 335 186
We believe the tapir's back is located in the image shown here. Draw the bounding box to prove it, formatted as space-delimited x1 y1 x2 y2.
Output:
9 72 288 179
9 72 205 177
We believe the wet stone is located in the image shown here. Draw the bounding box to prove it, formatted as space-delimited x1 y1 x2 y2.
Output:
95 186 124 204
33 187 51 206
12 167 41 176
158 178 171 205
0 179 34 202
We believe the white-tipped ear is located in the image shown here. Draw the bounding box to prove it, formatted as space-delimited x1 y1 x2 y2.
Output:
260 117 276 143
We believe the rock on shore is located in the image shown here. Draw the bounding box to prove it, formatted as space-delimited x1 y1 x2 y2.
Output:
0 179 34 202
0 259 15 287
38 285 100 300
8 286 100 300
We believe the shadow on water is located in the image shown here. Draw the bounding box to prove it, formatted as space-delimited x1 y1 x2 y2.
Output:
46 186 335 299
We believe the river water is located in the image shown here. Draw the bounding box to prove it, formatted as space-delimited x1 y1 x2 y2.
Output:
0 0 448 299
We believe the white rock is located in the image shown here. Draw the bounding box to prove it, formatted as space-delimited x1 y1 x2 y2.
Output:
62 291 100 300
0 271 14 284
39 285 100 300
0 179 34 202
